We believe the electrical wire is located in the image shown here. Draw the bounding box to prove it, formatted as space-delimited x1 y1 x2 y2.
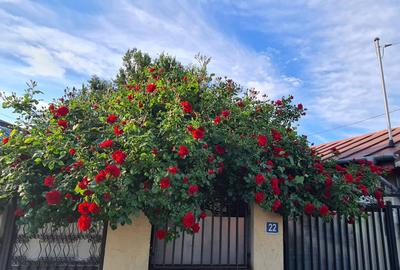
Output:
309 108 400 136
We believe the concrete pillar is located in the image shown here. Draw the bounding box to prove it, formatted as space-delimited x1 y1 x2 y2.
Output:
250 204 284 270
103 213 152 270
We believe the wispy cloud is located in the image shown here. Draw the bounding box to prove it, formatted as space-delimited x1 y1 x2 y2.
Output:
0 0 296 100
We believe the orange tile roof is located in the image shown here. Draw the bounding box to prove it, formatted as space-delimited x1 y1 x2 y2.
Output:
312 128 400 160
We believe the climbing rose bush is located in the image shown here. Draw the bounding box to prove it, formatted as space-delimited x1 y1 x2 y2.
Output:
0 50 383 239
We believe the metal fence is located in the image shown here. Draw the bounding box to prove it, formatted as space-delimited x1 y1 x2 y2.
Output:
0 201 107 270
284 201 400 270
149 199 250 270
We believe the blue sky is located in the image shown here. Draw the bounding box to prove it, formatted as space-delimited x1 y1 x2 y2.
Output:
1 0 400 145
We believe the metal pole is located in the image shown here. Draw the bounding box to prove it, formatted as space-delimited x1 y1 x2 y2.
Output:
374 37 395 147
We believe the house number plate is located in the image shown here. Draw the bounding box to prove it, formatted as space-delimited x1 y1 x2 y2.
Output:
266 222 278 234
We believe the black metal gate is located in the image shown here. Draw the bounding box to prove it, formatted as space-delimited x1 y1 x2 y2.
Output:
0 200 107 270
149 199 250 270
284 200 400 270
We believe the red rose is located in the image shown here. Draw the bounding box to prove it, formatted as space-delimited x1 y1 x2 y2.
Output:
103 192 111 202
182 211 195 229
99 139 113 148
214 115 221 124
44 175 56 188
272 199 282 212
112 150 127 164
2 137 9 144
155 229 167 240
177 145 189 158
266 160 274 168
77 215 91 231
255 173 265 186
69 148 76 155
374 189 383 200
160 177 170 189
89 202 100 214
107 114 118 124
344 174 353 183
167 166 178 174
45 190 62 205
105 165 121 177
114 125 124 136
208 169 215 175
199 212 207 219
57 119 68 129
14 208 24 217
188 184 199 195
257 135 267 147
319 204 329 216
78 202 91 215
357 184 369 196
146 83 156 93
336 165 346 172
275 100 283 105
192 223 200 233
48 104 55 113
221 110 230 118
207 154 215 163
254 192 265 204
271 129 282 141
191 127 205 140
127 94 134 100
180 101 192 113
304 202 315 215
183 176 189 184
56 106 69 117
314 162 324 173
215 144 225 155
297 103 303 110
65 193 72 199
325 177 333 188
270 177 281 195
95 170 107 183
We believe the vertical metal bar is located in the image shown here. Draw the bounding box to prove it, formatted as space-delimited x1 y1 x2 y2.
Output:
211 202 215 265
323 221 329 270
244 204 248 266
331 218 337 270
235 201 239 266
338 215 344 270
283 216 289 270
345 217 351 269
300 215 305 270
372 211 381 270
190 233 195 264
200 216 205 264
378 208 388 270
245 204 249 267
316 217 321 270
308 215 313 270
180 231 185 264
171 227 176 264
366 215 373 269
358 217 366 270
219 201 223 265
162 224 168 265
294 219 298 270
353 221 359 270
227 201 231 265
99 221 108 270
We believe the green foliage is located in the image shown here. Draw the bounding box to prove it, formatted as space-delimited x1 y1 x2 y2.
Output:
0 49 383 238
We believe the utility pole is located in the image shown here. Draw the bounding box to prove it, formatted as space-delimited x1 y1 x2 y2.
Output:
374 37 395 147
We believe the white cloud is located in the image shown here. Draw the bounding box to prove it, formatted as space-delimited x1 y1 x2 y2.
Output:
0 0 297 100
